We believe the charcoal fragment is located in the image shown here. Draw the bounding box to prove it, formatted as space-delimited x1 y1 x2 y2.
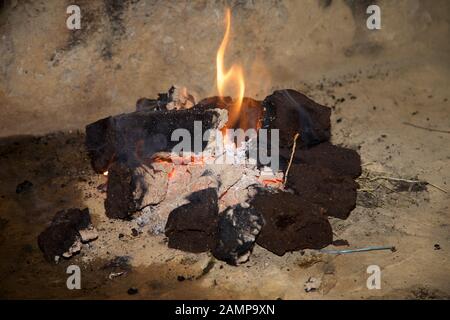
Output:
16 180 33 194
37 208 96 262
213 204 264 265
263 89 331 148
165 188 219 253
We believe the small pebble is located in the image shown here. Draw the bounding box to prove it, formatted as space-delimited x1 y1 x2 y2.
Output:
16 180 33 194
127 287 138 295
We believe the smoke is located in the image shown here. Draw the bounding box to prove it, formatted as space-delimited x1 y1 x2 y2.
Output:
280 90 321 146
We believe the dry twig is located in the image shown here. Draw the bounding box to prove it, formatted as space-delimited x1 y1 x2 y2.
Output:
283 133 300 187
371 176 448 194
403 122 450 134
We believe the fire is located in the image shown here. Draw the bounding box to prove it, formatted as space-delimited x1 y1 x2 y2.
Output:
103 171 108 176
168 167 176 179
216 8 245 129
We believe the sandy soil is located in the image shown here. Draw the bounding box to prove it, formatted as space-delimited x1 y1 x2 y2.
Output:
0 0 449 299
0 59 449 299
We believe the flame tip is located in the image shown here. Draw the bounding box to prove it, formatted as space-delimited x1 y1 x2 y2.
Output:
216 8 245 129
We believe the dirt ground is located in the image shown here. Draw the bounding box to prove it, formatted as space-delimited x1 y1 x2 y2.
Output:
0 59 449 299
0 0 449 299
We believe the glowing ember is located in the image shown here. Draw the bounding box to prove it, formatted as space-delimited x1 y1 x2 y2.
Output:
168 167 176 179
261 179 284 186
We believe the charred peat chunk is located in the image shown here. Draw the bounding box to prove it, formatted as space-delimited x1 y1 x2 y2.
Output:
262 89 331 148
38 208 97 262
85 116 116 174
105 160 169 219
197 96 233 110
165 188 219 253
281 142 362 179
136 98 162 112
213 205 264 265
252 191 333 256
286 164 358 220
85 108 227 174
197 96 263 131
137 86 196 112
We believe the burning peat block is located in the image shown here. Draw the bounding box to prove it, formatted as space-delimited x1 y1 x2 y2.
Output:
198 96 263 131
85 107 228 174
165 188 219 253
213 204 264 265
105 161 170 219
283 141 362 179
286 164 358 219
38 208 98 262
263 89 331 148
136 85 196 112
83 86 362 265
252 191 333 256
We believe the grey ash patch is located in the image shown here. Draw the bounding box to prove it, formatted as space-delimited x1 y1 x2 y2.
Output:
102 255 132 272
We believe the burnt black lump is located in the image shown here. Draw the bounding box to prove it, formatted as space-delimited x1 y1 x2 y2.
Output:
286 163 358 219
213 205 264 265
127 287 138 295
37 208 93 262
263 89 331 148
165 188 219 253
252 191 333 256
16 180 33 194
281 142 362 179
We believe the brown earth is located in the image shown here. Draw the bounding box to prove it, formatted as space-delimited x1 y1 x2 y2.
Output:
0 0 449 299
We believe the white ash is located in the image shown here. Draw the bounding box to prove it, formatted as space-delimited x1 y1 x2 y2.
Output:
79 226 99 243
166 85 196 110
62 237 83 258
128 108 283 235
213 204 264 265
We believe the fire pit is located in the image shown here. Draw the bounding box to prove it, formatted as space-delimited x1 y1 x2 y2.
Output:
40 8 361 265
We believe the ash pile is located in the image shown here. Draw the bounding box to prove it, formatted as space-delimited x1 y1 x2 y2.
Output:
38 86 361 265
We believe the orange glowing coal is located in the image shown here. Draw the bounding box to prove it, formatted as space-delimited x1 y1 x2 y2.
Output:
216 8 245 130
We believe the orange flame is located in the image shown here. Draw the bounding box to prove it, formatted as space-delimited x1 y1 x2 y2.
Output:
216 8 245 129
